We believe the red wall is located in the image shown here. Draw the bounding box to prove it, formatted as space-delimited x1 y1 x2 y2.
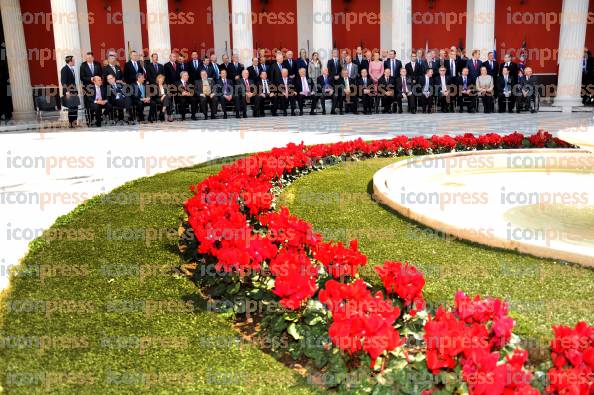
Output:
86 0 126 63
412 0 467 53
140 0 149 57
20 0 56 86
251 0 297 55
168 0 213 58
495 0 562 74
332 0 381 54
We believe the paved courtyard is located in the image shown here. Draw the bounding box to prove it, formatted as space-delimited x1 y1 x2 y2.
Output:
0 112 592 291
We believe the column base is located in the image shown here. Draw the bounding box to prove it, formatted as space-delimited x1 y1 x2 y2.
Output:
552 97 584 113
10 111 37 122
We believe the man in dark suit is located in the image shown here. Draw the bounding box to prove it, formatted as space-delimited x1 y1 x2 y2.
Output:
405 52 424 85
60 56 79 128
466 50 482 80
225 54 244 81
517 67 538 113
283 50 298 79
124 50 145 85
195 70 217 119
255 71 277 117
435 66 453 113
316 68 334 115
80 52 102 88
258 57 269 79
177 54 187 74
327 49 342 81
199 57 215 79
294 68 317 115
395 67 415 114
275 68 297 116
236 69 255 118
103 53 123 82
483 52 499 79
269 53 285 85
384 50 403 81
352 46 366 74
332 69 355 114
146 53 164 84
445 49 461 80
417 68 435 113
215 69 235 119
497 66 515 113
164 53 181 85
356 68 374 114
581 50 594 104
498 54 518 80
177 71 197 120
377 68 395 113
188 51 202 82
457 68 475 113
130 73 151 122
85 76 110 127
209 54 221 80
247 57 261 82
219 54 230 74
105 74 132 122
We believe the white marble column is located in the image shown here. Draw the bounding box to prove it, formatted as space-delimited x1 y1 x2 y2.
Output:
297 0 314 55
76 0 91 55
312 0 333 64
0 0 34 119
51 0 83 93
380 0 392 53
554 0 589 112
391 0 412 63
466 0 495 61
212 0 231 57
122 0 143 55
231 0 254 66
146 0 171 63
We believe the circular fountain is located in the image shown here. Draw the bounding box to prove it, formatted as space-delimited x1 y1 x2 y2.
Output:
373 149 594 266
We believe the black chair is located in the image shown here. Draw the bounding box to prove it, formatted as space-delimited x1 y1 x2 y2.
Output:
516 90 540 113
35 95 59 122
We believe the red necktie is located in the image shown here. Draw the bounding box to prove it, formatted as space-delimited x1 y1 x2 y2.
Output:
173 62 177 71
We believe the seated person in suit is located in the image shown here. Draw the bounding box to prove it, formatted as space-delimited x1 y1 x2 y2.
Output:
497 67 516 113
86 76 110 127
517 67 538 113
275 68 297 116
130 73 151 122
195 69 218 120
60 55 79 128
150 74 172 122
435 67 453 113
105 74 132 123
418 68 435 113
395 67 416 114
177 71 197 121
294 67 317 115
457 68 475 113
356 68 374 115
476 66 495 113
332 68 355 115
236 69 255 118
377 68 395 114
254 71 276 117
316 68 334 115
215 69 235 119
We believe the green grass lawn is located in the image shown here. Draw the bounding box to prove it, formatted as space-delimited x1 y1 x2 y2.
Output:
0 158 320 395
279 157 594 345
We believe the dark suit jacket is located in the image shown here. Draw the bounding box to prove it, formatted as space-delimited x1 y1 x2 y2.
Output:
499 62 518 80
103 63 123 81
269 62 285 84
294 76 315 95
482 60 499 79
327 58 342 79
405 62 423 83
237 78 254 96
226 62 244 80
384 59 403 78
317 75 333 94
395 76 413 95
353 55 368 72
163 62 181 85
445 58 462 78
282 59 298 77
333 76 354 95
377 75 395 96
123 60 145 85
434 75 452 97
466 59 482 79
187 59 202 81
60 65 77 96
215 78 235 97
247 65 261 82
417 75 435 96
296 59 309 75
497 75 515 96
106 83 128 105
85 84 108 106
356 76 374 95
423 59 439 75
130 81 150 103
457 75 476 94
199 64 215 79
79 61 102 87
194 78 216 97
146 62 165 84
519 75 539 95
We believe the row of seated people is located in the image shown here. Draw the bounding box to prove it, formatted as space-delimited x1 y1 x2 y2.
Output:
80 65 539 126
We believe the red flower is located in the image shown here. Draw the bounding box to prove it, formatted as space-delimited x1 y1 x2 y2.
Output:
502 132 525 148
269 249 318 310
374 261 425 309
314 239 367 279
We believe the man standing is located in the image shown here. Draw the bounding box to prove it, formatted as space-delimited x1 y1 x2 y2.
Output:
103 53 123 83
498 54 518 80
467 50 482 80
405 52 423 85
343 56 358 80
124 50 145 85
188 51 202 82
60 56 79 128
483 52 499 79
80 52 102 88
164 53 180 85
146 53 164 84
283 50 297 79
327 49 342 81
384 50 403 83
227 54 244 81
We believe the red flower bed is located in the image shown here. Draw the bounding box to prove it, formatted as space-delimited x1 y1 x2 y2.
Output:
183 131 590 393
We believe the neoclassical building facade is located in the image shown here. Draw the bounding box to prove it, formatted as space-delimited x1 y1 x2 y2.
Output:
1 0 594 119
